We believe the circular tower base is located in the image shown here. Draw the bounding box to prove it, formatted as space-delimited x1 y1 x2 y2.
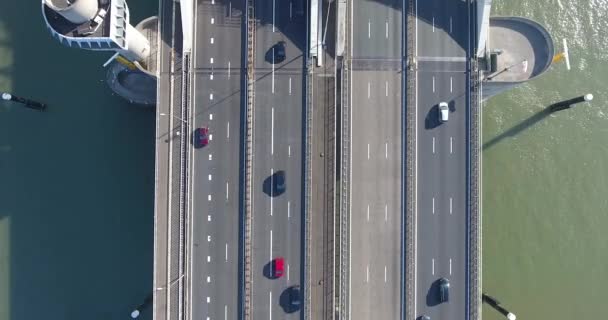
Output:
106 61 156 106
105 15 159 106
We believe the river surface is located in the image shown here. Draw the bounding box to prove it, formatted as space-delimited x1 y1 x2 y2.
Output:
1 1 606 320
0 1 157 319
482 1 608 319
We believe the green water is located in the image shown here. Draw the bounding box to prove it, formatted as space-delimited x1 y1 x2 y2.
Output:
0 1 157 319
482 1 608 319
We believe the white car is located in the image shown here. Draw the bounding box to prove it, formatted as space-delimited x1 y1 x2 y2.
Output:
438 102 449 122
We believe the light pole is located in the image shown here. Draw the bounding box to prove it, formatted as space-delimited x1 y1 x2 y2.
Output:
159 112 188 137
159 112 188 124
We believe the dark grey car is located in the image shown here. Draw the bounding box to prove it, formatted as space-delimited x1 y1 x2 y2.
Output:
438 278 450 303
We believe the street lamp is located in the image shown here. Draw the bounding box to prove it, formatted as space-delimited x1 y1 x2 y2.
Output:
159 112 188 124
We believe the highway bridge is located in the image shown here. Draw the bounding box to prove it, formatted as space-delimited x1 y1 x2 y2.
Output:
152 0 483 320
39 1 556 320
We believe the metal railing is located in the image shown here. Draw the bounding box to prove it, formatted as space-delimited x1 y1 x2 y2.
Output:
404 0 417 320
304 61 313 320
243 0 255 319
338 57 351 320
468 58 481 320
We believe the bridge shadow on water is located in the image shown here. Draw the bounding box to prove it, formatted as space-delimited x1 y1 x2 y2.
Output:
483 106 553 150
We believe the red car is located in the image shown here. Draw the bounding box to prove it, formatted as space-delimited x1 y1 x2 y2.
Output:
273 257 285 278
194 127 209 148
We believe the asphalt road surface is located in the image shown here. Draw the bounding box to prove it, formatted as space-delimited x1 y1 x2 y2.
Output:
189 1 244 319
349 0 403 319
414 0 471 319
250 0 307 319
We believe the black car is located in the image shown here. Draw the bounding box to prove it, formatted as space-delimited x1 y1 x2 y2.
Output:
274 170 286 194
289 285 301 307
438 278 450 303
419 316 430 320
274 41 286 62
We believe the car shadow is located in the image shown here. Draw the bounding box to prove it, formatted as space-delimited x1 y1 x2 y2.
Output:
279 287 300 314
263 175 273 197
425 279 441 307
265 43 285 64
425 105 441 130
263 261 276 279
263 172 285 197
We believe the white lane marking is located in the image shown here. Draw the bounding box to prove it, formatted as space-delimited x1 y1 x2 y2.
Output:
288 201 291 218
368 19 371 38
228 61 231 78
211 18 215 24
208 215 211 221
208 174 212 181
385 21 389 38
432 17 435 32
210 93 214 100
270 168 274 215
271 48 275 93
367 204 370 221
207 297 210 303
210 114 213 120
432 76 435 92
450 17 453 33
225 305 228 320
227 122 230 139
385 81 389 96
289 77 292 95
269 230 273 262
210 37 214 44
207 256 211 262
367 143 370 159
288 145 291 157
209 134 213 141
432 197 435 214
366 265 370 282
271 108 274 155
450 197 453 214
272 0 276 32
210 73 214 80
287 264 290 281
207 235 211 242
385 142 388 159
210 57 214 64
367 82 371 98
225 243 228 261
432 137 435 154
385 204 388 221
450 137 453 154
450 76 453 92
269 291 273 320
432 259 435 275
208 194 212 202
449 258 452 275
384 266 387 282
226 182 229 200
207 276 211 283
209 154 213 160
290 1 293 20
